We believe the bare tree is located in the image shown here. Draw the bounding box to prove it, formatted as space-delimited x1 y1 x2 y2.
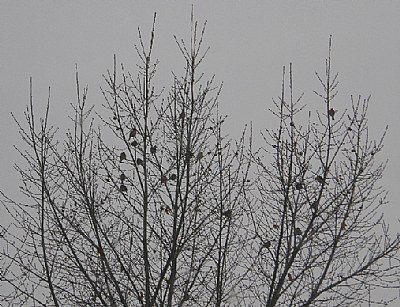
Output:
248 38 400 306
1 14 399 307
0 13 251 307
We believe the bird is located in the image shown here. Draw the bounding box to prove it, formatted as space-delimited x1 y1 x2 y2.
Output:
288 273 293 282
129 128 137 138
222 209 232 219
315 175 324 184
294 227 302 236
328 108 336 120
179 111 185 120
295 182 303 190
161 175 168 184
136 158 143 166
119 184 127 193
341 222 347 230
120 173 127 182
130 140 138 147
263 241 271 248
196 151 203 162
150 145 157 154
120 152 126 162
310 200 318 211
169 174 177 181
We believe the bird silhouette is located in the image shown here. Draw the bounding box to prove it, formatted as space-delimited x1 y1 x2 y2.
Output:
295 182 303 190
161 175 168 184
222 209 232 219
119 184 127 193
120 152 126 162
263 241 271 248
315 175 324 184
328 108 336 120
150 145 157 154
169 174 177 181
294 227 302 236
120 173 127 182
196 151 203 162
129 128 137 138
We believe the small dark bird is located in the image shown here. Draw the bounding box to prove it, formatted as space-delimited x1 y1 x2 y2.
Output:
161 175 168 184
196 151 203 162
120 173 127 182
294 227 302 236
328 108 336 120
179 111 185 120
341 222 347 230
129 128 137 138
130 140 138 147
150 145 157 154
97 246 104 256
315 175 324 184
120 152 126 162
295 182 303 190
136 158 143 166
263 241 271 248
119 184 127 193
169 174 177 181
311 200 318 211
288 273 293 282
222 209 232 219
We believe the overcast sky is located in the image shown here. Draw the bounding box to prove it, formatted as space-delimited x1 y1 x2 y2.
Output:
1 0 400 284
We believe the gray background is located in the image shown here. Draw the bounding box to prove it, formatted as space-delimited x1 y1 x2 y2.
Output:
1 0 399 303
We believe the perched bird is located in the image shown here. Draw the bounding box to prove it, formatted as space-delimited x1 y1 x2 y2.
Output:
310 200 318 211
161 175 168 184
294 227 302 236
169 174 177 181
273 224 279 229
179 111 185 120
150 145 157 154
97 246 104 256
120 152 127 163
120 173 127 182
119 184 127 193
130 140 138 147
328 108 336 120
136 158 143 166
295 182 303 190
315 175 324 184
288 273 293 282
222 209 232 219
129 128 137 138
341 222 347 230
263 241 271 248
196 151 203 162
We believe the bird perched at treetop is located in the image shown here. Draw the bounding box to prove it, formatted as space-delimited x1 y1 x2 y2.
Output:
328 108 336 120
315 175 324 184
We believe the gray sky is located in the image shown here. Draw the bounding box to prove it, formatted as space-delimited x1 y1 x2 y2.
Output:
1 0 400 296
